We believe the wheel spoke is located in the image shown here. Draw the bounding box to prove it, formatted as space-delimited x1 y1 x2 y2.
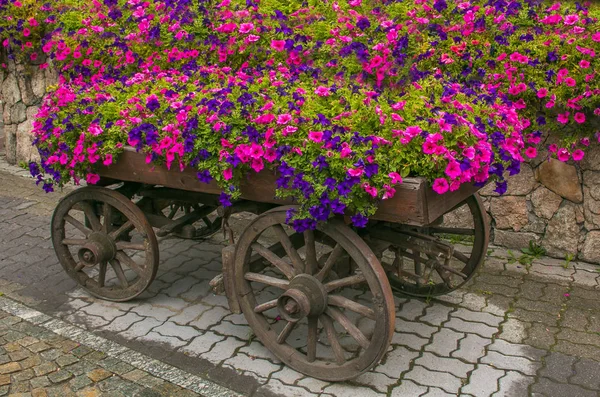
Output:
414 253 423 287
102 204 113 234
271 225 304 275
328 295 375 320
303 230 318 275
307 316 318 362
110 259 129 288
97 261 107 288
435 266 454 289
428 227 475 236
320 314 345 365
324 274 366 292
80 202 102 232
109 221 134 240
326 307 370 350
64 215 91 237
61 238 88 246
453 250 470 264
251 243 295 279
74 263 85 272
244 272 289 290
115 252 144 276
116 241 146 251
277 321 296 344
315 244 344 282
254 299 278 313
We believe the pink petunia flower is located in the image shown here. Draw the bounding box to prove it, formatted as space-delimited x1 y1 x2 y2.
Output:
525 147 537 158
364 185 378 198
308 131 323 143
86 174 100 184
223 168 233 180
88 123 103 136
537 88 548 98
557 112 570 124
314 86 330 97
574 112 586 124
277 114 292 125
564 14 579 25
271 40 285 51
564 77 576 87
389 172 403 185
432 178 449 194
348 168 364 177
579 60 590 69
239 23 254 34
445 161 462 180
103 154 113 166
572 150 585 161
557 148 570 162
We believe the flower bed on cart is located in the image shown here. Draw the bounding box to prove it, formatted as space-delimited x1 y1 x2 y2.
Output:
1 0 599 230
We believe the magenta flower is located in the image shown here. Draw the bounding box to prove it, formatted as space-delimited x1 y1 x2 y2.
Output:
271 40 285 52
444 161 461 180
557 149 570 162
388 172 403 185
432 178 449 194
348 168 364 177
574 113 586 124
557 112 570 124
525 147 537 158
239 23 254 34
86 173 100 184
572 150 585 161
276 114 292 125
308 131 323 143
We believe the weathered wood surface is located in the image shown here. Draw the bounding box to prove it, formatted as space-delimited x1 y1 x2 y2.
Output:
97 148 478 226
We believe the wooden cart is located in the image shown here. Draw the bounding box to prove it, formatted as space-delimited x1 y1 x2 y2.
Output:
50 148 489 381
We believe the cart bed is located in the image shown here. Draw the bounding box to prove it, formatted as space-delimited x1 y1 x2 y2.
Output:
97 148 479 226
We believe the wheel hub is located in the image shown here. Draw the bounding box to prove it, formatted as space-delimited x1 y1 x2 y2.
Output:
77 232 116 267
277 274 328 322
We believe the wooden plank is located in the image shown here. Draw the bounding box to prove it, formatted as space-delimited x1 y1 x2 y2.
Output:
423 181 480 224
96 148 476 226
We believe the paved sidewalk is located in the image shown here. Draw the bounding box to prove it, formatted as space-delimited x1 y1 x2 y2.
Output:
0 297 234 396
0 155 600 396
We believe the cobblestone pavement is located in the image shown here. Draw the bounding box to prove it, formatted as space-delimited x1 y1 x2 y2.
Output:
0 300 223 397
1 155 600 397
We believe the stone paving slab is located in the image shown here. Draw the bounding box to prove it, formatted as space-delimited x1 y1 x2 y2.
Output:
1 155 600 396
0 297 242 397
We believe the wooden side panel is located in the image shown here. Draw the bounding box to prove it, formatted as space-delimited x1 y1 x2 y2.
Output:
424 181 481 224
97 149 435 225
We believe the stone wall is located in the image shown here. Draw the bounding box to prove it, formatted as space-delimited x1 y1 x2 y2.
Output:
0 55 58 165
1 58 600 264
479 146 600 264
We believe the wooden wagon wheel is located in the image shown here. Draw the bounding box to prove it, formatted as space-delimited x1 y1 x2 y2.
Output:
234 206 395 381
51 186 159 302
369 194 489 298
155 201 221 239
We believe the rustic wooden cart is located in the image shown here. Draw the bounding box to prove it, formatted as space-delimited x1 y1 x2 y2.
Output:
50 148 489 381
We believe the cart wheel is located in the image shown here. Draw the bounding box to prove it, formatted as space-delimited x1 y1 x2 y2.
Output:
372 194 489 298
51 186 159 302
234 206 395 381
154 200 221 239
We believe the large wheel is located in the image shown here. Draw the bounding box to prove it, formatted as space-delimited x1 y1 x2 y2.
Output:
234 206 395 382
51 186 159 301
369 194 489 298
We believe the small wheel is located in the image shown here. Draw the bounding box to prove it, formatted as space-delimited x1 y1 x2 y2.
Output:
51 186 159 301
154 200 221 239
234 206 395 381
371 194 489 298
